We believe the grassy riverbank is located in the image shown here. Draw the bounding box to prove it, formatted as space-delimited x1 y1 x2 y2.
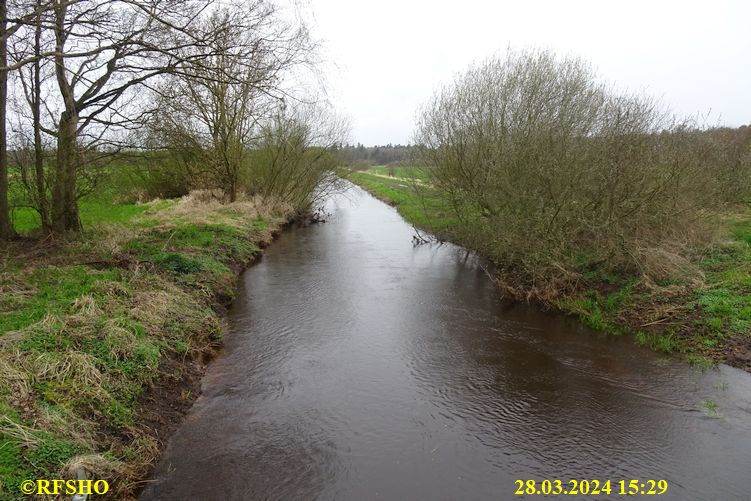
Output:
0 191 293 500
348 169 458 236
350 168 751 372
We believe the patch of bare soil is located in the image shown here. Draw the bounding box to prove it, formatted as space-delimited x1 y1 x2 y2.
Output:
723 336 751 371
136 352 215 451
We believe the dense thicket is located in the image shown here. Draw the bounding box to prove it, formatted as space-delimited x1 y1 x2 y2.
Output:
415 50 751 296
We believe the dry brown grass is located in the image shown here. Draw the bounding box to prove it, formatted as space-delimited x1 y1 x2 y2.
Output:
86 224 141 257
152 190 293 229
0 273 37 297
24 351 104 387
60 454 131 501
0 271 214 497
633 246 705 284
0 416 42 448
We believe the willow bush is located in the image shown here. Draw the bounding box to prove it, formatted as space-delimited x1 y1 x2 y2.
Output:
414 49 751 296
134 100 345 213
244 106 347 212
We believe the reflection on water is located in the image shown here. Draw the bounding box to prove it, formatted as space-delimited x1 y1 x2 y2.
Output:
142 186 751 501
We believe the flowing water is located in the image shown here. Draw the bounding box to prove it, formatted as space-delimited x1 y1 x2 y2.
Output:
141 186 751 500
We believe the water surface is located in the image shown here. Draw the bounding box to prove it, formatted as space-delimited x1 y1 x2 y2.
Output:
142 187 751 500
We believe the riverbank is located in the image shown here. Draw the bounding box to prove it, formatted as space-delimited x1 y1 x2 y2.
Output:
349 169 751 373
0 192 295 500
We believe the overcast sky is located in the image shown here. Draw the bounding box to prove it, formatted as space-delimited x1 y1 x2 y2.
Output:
304 0 751 145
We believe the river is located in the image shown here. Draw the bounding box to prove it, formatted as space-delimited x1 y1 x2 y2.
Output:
141 186 751 500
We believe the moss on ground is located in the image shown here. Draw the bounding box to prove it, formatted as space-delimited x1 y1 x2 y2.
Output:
0 195 291 500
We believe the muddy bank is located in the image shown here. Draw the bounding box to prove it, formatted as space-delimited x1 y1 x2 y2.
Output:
133 216 326 497
132 240 268 495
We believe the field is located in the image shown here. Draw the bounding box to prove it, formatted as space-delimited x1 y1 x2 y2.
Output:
364 165 429 181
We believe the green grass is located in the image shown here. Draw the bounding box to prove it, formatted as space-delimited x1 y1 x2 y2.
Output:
560 219 751 359
702 398 720 416
635 331 681 354
11 200 153 234
348 171 458 235
671 215 751 355
557 285 638 336
367 165 429 181
561 294 612 332
0 266 119 335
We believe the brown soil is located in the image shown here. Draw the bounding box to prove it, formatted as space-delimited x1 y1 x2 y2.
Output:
722 336 751 371
136 348 218 449
132 350 216 498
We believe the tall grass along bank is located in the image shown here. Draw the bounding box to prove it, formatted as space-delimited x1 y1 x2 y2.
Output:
0 191 296 500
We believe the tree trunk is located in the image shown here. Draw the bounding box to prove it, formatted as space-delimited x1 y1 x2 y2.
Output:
51 0 80 233
33 0 49 230
0 0 16 240
228 174 237 202
52 112 81 232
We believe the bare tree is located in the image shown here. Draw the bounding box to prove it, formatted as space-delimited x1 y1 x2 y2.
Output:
9 0 51 230
0 0 13 239
40 0 226 232
0 0 54 240
3 0 340 235
149 1 322 202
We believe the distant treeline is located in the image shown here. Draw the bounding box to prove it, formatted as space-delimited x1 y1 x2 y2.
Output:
336 143 416 168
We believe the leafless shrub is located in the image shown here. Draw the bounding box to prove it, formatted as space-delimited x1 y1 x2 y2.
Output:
414 49 751 291
246 104 348 212
139 2 347 212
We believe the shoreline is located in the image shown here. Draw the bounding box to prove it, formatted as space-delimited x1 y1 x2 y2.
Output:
348 171 751 374
0 195 302 500
132 222 289 499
